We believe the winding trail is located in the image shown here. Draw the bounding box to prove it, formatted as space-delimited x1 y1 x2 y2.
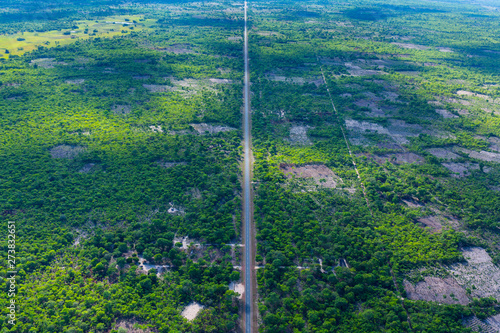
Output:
243 2 255 333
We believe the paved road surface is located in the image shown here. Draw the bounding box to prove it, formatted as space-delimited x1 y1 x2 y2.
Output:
243 2 254 333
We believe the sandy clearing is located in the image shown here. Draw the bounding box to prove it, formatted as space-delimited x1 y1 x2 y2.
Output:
156 160 187 168
280 164 341 188
266 74 323 86
229 282 244 299
209 78 233 84
344 62 382 76
417 216 443 233
442 162 479 177
288 125 312 145
157 44 195 54
30 58 68 69
143 84 175 93
457 148 500 163
435 109 458 118
65 79 85 85
426 148 459 160
457 90 490 99
114 319 152 333
354 99 386 117
190 123 236 135
149 125 163 133
404 276 469 305
488 137 500 152
182 303 204 321
438 47 454 53
362 152 424 165
50 145 86 159
448 247 500 300
391 42 430 50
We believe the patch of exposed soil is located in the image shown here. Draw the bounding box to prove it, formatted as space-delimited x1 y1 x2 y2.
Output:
344 62 383 76
427 148 459 160
280 164 341 188
448 247 500 300
457 148 500 163
463 316 498 333
182 303 204 321
114 319 153 333
404 276 469 305
488 137 500 152
133 75 151 80
65 79 85 85
391 42 430 50
157 44 195 54
417 216 443 233
457 90 490 99
143 84 175 93
190 123 235 135
30 58 68 69
362 152 424 165
50 145 85 159
442 162 479 177
156 160 187 168
229 282 244 299
149 125 164 133
354 98 387 117
438 47 454 53
287 125 312 145
266 74 323 86
435 109 458 118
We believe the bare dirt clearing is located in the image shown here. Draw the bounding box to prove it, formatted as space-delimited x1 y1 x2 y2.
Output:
156 160 187 168
280 164 344 189
391 42 430 51
143 84 175 93
190 123 236 135
65 79 85 85
435 109 458 118
404 276 469 305
344 62 383 76
360 152 423 165
30 58 68 69
50 145 86 159
442 162 479 177
157 44 195 54
457 148 500 163
229 282 245 299
113 319 152 333
417 216 443 233
265 74 323 86
181 303 204 321
149 125 164 133
288 125 312 145
457 90 490 99
426 148 459 160
448 247 500 300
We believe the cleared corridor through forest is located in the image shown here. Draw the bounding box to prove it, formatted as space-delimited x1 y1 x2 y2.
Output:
242 1 255 333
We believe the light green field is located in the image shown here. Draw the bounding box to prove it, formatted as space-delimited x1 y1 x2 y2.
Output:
0 15 156 58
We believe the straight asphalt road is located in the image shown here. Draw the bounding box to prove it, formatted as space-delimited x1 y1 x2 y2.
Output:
243 1 254 333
